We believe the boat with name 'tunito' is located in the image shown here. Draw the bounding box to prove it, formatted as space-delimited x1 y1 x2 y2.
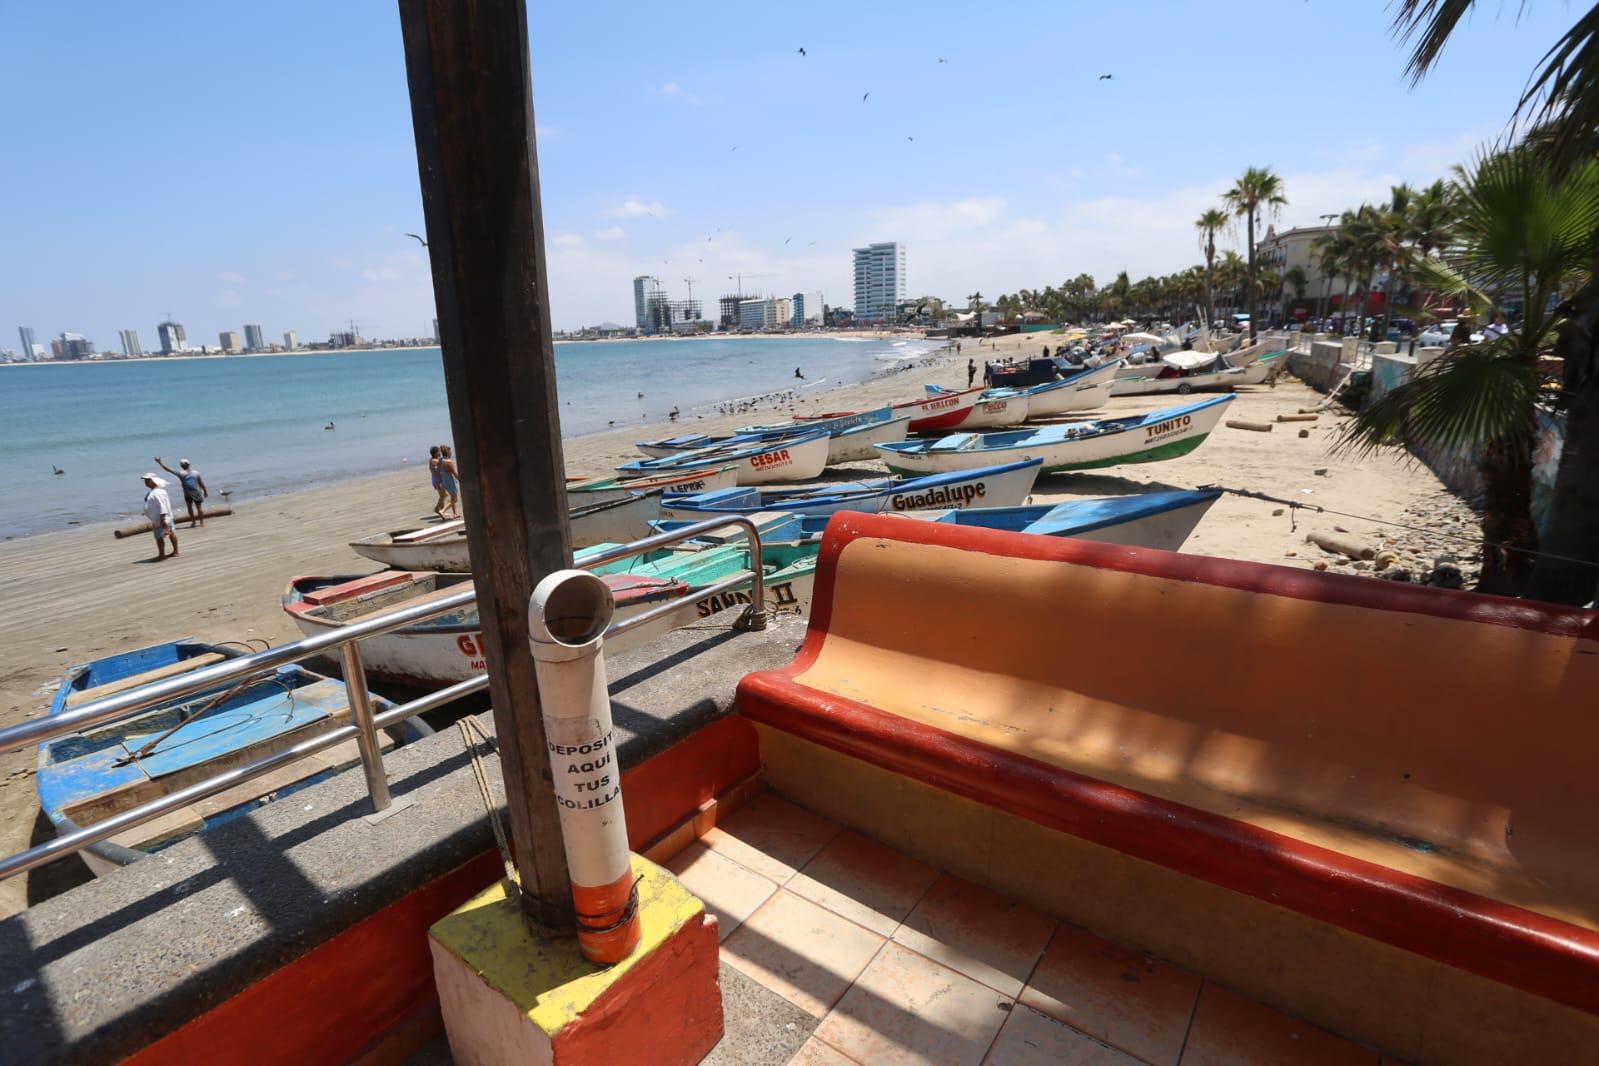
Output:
874 395 1234 475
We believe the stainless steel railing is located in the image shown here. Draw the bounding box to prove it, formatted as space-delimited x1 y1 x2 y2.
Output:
0 514 768 882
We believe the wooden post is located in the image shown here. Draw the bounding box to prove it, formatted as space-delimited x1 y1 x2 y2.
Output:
398 0 574 933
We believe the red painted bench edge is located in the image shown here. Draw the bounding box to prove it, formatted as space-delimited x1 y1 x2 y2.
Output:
735 511 1599 1017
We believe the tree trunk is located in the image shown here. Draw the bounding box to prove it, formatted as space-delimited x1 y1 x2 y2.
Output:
1205 252 1215 330
1528 277 1599 605
1476 432 1540 597
1246 214 1257 342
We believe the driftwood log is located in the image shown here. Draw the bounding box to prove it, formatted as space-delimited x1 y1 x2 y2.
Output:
1226 419 1273 433
1277 413 1320 423
1306 530 1375 561
113 507 234 539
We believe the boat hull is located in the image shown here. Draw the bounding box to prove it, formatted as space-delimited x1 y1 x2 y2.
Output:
661 459 1042 519
618 432 831 485
875 398 1233 476
1109 367 1246 396
568 465 739 505
955 393 1031 428
1025 364 1119 416
826 416 911 463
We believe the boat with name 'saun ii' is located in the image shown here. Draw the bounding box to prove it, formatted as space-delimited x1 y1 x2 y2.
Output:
874 395 1234 475
615 430 831 485
349 492 662 571
658 458 1042 520
659 487 1222 553
36 640 430 875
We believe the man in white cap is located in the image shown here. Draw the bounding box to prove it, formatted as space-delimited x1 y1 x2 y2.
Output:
141 473 179 561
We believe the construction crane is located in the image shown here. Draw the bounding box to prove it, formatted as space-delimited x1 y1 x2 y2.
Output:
726 272 777 299
682 276 698 304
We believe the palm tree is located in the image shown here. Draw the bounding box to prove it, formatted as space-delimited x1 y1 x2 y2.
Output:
1283 265 1309 323
1222 167 1288 341
967 291 986 314
1215 251 1246 318
1341 149 1599 595
1393 0 1599 603
1195 208 1228 329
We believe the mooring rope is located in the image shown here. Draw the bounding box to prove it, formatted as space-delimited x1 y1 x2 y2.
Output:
458 716 520 889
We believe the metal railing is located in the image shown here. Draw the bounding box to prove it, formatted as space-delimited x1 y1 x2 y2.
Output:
0 514 768 882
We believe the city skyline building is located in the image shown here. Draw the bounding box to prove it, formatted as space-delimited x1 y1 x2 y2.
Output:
737 296 790 331
852 241 905 323
118 329 143 356
157 320 186 354
632 275 662 332
243 324 265 351
18 326 35 361
791 291 825 328
219 330 242 353
284 329 299 350
432 317 439 341
57 332 94 359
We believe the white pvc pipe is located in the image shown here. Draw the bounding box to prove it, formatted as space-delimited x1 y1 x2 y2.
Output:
528 568 640 963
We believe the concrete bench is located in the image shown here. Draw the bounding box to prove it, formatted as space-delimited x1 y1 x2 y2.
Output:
736 512 1599 1063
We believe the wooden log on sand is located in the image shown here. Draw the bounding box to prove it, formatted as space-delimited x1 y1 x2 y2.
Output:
1306 530 1375 561
1226 419 1273 433
1277 413 1320 423
113 508 235 539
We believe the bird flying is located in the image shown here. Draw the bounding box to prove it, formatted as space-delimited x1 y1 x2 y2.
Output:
784 238 791 245
937 56 947 63
1098 74 1113 80
797 47 806 56
404 232 428 247
861 91 870 102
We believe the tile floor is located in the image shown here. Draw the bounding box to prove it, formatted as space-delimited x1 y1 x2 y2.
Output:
670 790 1382 1066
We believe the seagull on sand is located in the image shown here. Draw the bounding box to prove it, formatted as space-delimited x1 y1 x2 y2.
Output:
404 232 428 247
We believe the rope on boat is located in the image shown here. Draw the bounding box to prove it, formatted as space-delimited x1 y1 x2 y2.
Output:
458 716 520 889
1204 484 1599 571
112 672 294 767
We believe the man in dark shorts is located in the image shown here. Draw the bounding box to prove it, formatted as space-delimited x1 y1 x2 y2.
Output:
156 456 209 526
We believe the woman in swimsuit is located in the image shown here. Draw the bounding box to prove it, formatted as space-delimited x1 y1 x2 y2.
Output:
439 445 460 518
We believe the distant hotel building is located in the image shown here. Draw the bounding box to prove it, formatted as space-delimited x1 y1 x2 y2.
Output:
17 326 36 361
738 296 792 331
432 318 439 342
852 242 905 323
56 332 95 360
791 291 824 328
219 330 242 353
243 324 265 351
119 329 143 357
633 275 662 331
283 330 299 351
157 320 187 354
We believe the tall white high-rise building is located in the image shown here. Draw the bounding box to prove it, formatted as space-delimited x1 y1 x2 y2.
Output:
852 242 905 323
158 321 187 354
119 329 143 356
283 330 300 350
219 330 242 353
632 275 663 331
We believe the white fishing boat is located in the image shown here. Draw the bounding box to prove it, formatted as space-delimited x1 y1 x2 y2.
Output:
921 387 1030 428
349 492 662 570
1023 361 1121 416
1109 351 1248 396
1233 351 1290 385
616 431 831 485
634 414 911 465
566 464 740 505
874 396 1234 475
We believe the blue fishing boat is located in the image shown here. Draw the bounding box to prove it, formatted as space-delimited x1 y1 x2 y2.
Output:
616 430 833 484
36 640 429 875
635 409 910 465
658 488 1221 552
658 458 1043 519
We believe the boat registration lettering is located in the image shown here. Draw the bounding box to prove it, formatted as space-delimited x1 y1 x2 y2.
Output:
751 448 792 469
694 580 799 617
1144 414 1191 441
889 481 987 511
457 633 489 670
925 396 957 410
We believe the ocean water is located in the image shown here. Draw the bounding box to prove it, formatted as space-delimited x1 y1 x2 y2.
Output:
0 336 935 538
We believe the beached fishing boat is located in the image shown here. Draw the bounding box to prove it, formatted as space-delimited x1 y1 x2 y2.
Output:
801 386 985 434
662 487 1222 552
922 386 1031 428
616 431 831 485
349 492 662 570
1023 361 1121 415
565 464 740 506
874 396 1234 475
283 541 819 689
1233 350 1290 385
634 413 911 465
659 458 1042 519
36 640 429 875
1109 351 1248 396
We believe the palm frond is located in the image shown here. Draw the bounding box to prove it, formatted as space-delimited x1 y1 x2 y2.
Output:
1516 5 1599 170
1393 0 1478 86
1336 342 1538 459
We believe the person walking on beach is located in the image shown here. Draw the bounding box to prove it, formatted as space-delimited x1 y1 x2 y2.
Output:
427 445 448 518
967 358 976 387
141 473 179 561
439 445 460 518
155 456 208 526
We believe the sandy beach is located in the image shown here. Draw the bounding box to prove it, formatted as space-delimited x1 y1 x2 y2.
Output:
0 332 1477 916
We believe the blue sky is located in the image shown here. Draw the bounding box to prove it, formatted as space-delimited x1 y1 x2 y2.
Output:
0 1 1574 344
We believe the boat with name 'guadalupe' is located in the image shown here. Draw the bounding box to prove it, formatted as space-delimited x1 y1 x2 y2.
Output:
658 458 1042 519
874 396 1234 475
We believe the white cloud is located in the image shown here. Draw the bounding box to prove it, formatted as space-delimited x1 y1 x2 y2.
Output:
652 82 712 106
218 270 247 285
217 289 240 306
608 197 669 219
552 233 587 249
592 225 627 241
361 266 403 282
869 197 1006 241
